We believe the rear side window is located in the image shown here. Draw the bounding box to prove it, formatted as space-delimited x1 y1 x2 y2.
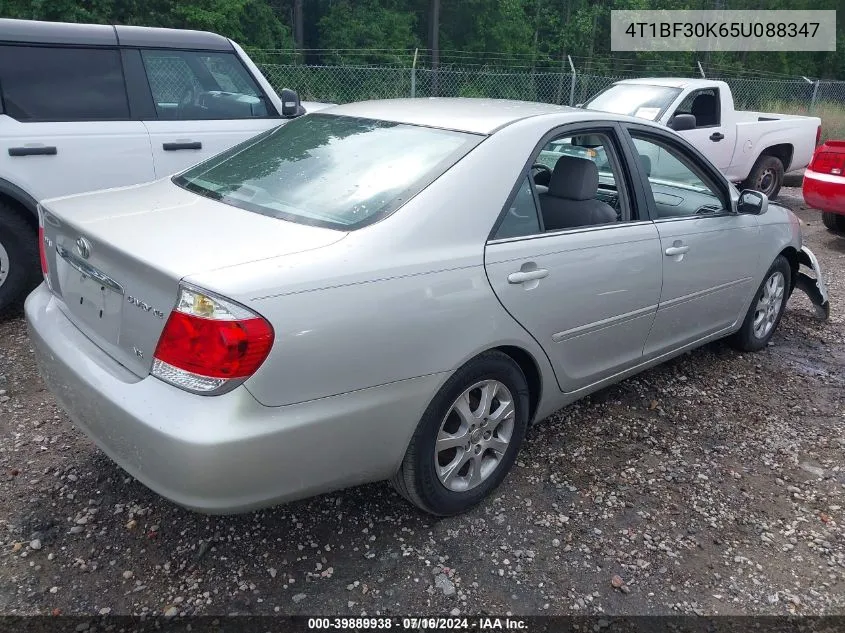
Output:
141 50 269 120
494 177 541 239
0 45 129 121
174 113 481 230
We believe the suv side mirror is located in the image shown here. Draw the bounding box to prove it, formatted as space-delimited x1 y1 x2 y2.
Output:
737 189 768 215
668 114 696 131
279 88 304 117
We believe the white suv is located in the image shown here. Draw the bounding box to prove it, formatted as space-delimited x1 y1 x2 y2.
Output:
0 18 328 311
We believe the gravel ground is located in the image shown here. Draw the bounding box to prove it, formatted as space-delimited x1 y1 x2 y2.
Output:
1 189 843 618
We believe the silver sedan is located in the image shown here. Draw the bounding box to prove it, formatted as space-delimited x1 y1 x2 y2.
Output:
26 98 829 515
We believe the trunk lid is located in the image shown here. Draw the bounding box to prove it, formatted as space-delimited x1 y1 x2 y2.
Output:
41 178 346 377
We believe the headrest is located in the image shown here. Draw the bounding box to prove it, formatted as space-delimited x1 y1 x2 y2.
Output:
639 154 651 177
690 93 716 115
548 155 599 201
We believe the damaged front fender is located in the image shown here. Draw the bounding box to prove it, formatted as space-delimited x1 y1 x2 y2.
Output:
794 246 830 320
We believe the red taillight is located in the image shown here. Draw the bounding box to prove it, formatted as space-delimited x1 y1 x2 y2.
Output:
152 286 274 394
154 312 273 379
810 151 845 176
816 125 822 146
38 226 48 277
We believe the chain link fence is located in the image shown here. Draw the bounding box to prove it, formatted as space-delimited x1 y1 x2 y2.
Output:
254 57 845 139
258 62 845 110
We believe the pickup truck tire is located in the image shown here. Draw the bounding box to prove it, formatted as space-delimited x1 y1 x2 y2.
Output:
743 155 784 200
822 212 845 232
0 203 41 314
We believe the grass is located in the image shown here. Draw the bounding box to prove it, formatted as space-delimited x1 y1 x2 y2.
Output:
760 100 845 143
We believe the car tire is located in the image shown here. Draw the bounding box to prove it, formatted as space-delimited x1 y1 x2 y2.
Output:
822 211 845 232
0 202 40 315
392 351 530 516
743 155 785 200
729 255 791 352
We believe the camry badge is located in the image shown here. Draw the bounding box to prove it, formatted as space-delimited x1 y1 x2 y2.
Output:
74 237 91 260
127 295 165 319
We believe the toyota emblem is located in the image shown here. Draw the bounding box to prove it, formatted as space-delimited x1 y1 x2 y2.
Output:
75 237 91 260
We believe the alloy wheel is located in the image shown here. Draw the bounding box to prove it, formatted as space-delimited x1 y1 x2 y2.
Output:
753 270 785 339
434 379 515 492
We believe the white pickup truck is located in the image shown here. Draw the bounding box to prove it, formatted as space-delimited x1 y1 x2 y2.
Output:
0 18 329 312
583 78 821 201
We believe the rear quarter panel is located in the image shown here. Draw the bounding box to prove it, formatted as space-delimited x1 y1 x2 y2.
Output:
241 260 551 407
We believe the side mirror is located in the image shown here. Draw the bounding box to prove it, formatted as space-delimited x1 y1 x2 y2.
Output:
575 103 584 108
737 189 768 215
668 114 697 131
279 88 303 118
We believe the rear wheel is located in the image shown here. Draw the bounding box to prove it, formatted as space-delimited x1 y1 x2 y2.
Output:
729 255 790 352
0 202 40 314
822 211 845 232
392 351 530 516
743 155 784 200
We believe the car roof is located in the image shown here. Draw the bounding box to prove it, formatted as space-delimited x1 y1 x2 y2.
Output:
0 18 232 51
323 98 579 135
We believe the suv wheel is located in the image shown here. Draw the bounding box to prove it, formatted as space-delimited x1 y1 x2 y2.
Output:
0 202 41 314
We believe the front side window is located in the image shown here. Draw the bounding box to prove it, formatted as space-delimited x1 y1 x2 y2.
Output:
174 113 480 229
141 50 268 120
0 45 129 121
631 134 727 218
584 84 681 121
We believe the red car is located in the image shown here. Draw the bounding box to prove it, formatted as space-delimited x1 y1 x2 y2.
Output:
804 140 845 231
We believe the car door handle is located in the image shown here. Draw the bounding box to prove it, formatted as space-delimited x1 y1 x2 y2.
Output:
664 245 690 256
163 141 202 151
508 269 549 284
8 145 57 157
709 132 725 142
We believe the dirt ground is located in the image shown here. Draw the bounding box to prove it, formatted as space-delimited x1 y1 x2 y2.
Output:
0 189 843 618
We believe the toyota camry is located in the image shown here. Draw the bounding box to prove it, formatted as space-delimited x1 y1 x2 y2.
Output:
26 98 829 516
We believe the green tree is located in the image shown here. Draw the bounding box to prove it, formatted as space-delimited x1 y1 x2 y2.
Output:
317 0 421 65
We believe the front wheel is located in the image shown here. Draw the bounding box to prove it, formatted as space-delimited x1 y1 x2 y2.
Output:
743 155 785 200
729 255 791 352
822 211 845 232
391 351 530 516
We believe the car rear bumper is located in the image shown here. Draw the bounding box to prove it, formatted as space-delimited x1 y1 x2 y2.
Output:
803 169 845 215
25 284 442 513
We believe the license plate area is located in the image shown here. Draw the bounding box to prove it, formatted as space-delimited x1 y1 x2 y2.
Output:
56 248 124 345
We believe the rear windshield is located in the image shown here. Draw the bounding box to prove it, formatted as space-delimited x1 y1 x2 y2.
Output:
173 113 481 230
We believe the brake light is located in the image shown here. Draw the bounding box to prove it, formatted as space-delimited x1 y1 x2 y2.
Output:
816 125 822 146
810 151 845 176
152 286 274 395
